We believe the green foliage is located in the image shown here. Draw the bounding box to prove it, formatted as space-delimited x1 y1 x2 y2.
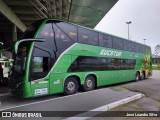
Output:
152 65 160 70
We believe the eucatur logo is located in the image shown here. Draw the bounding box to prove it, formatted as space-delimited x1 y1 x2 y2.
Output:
100 49 122 57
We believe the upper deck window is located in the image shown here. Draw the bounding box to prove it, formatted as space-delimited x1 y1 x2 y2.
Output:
56 22 77 42
124 40 132 51
53 23 75 54
99 34 112 48
78 27 98 46
113 37 124 50
37 23 56 51
132 43 140 53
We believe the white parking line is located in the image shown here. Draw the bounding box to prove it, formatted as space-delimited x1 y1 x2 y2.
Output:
0 88 110 111
63 93 145 120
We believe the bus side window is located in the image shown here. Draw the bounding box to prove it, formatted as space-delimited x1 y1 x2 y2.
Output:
56 22 77 42
77 56 99 71
132 42 140 53
78 27 98 46
30 47 51 81
53 23 75 55
99 58 108 70
37 23 56 51
99 34 112 48
32 57 48 72
113 37 124 50
135 43 140 53
124 40 132 51
108 58 118 69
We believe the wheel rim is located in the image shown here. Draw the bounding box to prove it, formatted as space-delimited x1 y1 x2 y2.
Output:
67 81 75 92
86 79 93 88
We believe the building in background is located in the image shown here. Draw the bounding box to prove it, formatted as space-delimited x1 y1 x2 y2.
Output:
152 54 160 65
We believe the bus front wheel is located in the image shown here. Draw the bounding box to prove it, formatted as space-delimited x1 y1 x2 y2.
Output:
64 77 78 95
82 75 95 91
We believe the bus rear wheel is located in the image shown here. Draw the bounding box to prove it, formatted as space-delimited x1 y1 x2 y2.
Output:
64 77 78 95
82 75 95 91
135 72 140 81
141 71 146 80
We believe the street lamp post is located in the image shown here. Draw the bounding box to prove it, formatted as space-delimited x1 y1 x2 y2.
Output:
126 21 132 40
143 39 146 44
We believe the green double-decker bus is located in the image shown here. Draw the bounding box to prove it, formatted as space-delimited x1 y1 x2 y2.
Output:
9 18 152 98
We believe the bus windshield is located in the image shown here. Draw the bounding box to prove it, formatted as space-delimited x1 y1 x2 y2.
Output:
21 20 43 39
13 43 30 75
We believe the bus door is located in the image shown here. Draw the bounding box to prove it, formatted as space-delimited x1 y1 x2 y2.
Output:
30 46 52 97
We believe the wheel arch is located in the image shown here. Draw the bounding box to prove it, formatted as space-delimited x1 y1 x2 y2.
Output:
136 70 140 75
63 74 81 88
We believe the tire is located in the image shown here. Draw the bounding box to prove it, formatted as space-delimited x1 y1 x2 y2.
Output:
82 75 95 91
64 77 78 95
135 72 140 81
141 72 146 80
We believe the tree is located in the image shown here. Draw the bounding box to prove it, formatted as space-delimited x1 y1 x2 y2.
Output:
154 45 160 55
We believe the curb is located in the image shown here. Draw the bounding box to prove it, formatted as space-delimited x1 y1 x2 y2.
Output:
63 93 145 120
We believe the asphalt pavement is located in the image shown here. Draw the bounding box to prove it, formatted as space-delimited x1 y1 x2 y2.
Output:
89 70 160 120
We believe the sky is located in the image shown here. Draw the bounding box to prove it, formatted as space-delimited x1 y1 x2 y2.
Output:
94 0 160 55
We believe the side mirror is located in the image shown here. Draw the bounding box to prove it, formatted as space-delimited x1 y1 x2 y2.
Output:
15 38 46 54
